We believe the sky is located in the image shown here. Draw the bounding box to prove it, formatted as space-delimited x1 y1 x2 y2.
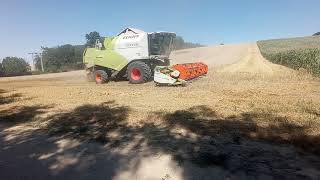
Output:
0 0 319 63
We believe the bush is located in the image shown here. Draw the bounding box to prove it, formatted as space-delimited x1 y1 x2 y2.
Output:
1 57 31 76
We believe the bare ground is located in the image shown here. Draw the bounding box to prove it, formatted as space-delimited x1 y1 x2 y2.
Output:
0 43 320 180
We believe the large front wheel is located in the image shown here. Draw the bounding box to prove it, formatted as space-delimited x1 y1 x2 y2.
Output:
127 61 152 84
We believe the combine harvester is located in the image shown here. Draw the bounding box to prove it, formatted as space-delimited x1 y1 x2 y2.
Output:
83 28 207 86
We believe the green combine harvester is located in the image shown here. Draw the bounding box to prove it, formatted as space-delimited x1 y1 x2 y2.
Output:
83 28 176 84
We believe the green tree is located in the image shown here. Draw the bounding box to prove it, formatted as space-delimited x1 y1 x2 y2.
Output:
313 32 320 36
172 36 185 50
2 57 30 76
85 31 101 47
40 44 85 72
34 55 42 71
172 36 203 50
0 62 4 76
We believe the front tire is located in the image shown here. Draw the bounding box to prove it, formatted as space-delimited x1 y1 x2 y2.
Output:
94 70 109 84
127 61 152 84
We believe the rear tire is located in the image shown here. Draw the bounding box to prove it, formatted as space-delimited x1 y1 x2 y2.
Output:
127 61 152 84
94 70 108 84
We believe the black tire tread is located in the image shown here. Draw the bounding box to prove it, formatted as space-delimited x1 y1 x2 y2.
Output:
127 61 152 84
94 70 108 84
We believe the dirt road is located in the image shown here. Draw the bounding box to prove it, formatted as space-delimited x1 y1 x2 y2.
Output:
1 43 320 180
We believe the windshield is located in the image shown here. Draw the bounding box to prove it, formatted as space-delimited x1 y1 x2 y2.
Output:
148 33 175 56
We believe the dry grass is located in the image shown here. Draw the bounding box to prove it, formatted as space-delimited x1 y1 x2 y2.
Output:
1 69 319 150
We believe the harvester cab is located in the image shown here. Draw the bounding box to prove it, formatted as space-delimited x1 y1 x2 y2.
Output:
149 32 175 58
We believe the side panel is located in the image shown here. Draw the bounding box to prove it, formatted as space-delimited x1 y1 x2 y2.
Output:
114 32 149 63
83 37 129 71
83 30 164 71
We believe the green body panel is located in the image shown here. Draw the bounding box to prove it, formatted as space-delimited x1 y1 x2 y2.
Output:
83 37 128 71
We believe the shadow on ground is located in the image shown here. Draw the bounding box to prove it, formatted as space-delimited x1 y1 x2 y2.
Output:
1 98 320 179
0 89 22 105
0 105 50 126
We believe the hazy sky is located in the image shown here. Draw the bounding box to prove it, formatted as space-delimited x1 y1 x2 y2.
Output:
0 0 319 62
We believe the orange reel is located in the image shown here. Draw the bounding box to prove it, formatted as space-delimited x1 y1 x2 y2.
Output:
173 62 208 80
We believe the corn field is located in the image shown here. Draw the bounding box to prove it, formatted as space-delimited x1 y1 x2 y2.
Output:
257 36 320 75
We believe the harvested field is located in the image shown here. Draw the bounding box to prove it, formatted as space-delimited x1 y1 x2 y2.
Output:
1 43 320 179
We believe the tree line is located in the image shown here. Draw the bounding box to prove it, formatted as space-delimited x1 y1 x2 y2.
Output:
34 45 85 73
0 57 31 77
172 36 203 50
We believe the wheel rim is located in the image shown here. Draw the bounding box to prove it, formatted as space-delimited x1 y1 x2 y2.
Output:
95 73 102 83
131 68 141 81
